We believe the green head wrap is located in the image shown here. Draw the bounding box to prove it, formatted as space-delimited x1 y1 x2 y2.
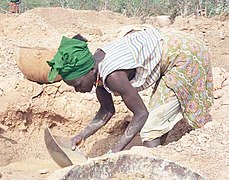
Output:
47 36 94 82
10 0 20 2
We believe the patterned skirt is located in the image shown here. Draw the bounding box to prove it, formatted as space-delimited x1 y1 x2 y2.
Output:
140 29 213 141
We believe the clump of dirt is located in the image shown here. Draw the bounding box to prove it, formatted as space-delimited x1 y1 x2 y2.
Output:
0 7 229 180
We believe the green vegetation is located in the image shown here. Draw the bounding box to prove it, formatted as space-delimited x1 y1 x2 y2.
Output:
0 0 228 17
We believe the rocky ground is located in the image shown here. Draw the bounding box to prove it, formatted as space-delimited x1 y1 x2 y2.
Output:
0 7 229 180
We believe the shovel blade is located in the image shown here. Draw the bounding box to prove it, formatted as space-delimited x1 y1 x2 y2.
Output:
44 128 87 168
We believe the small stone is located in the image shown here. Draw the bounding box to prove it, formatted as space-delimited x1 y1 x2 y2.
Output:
41 27 46 31
121 108 128 113
212 67 225 90
189 130 196 135
182 140 193 147
39 169 49 174
222 78 229 87
224 72 229 79
204 121 219 129
213 99 223 110
213 89 222 99
191 151 198 156
219 32 225 40
197 136 208 143
176 146 183 152
222 126 229 133
205 143 211 148
222 139 229 145
0 123 8 131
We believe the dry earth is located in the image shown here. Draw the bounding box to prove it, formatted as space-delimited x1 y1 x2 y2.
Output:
0 7 229 180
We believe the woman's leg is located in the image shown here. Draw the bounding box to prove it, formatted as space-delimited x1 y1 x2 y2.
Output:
140 80 183 148
143 137 161 148
143 132 169 148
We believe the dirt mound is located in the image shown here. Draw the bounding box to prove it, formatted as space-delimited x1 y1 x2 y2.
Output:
29 8 129 32
172 16 229 70
0 13 10 20
0 11 61 48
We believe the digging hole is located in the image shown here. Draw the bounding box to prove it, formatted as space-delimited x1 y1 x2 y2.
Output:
0 108 134 168
0 107 192 167
0 109 73 167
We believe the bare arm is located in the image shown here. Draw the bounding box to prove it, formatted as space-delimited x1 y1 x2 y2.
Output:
71 86 115 149
81 86 115 138
106 70 149 153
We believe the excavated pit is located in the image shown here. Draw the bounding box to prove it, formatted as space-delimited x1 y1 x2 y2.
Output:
0 85 191 168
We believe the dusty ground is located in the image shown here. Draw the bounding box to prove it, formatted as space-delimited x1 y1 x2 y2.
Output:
0 7 229 180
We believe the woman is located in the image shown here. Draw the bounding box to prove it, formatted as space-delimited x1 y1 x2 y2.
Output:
47 27 213 153
9 0 20 14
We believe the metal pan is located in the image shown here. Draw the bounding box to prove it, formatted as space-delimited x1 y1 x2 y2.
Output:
44 128 87 168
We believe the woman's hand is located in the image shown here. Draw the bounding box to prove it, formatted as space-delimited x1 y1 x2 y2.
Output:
71 133 85 150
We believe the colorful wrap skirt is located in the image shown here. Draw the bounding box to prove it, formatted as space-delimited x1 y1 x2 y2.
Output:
140 30 213 142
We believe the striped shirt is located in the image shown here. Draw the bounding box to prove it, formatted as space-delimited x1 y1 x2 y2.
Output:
98 28 163 93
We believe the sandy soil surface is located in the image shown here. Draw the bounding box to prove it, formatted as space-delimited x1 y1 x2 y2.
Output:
0 7 229 180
